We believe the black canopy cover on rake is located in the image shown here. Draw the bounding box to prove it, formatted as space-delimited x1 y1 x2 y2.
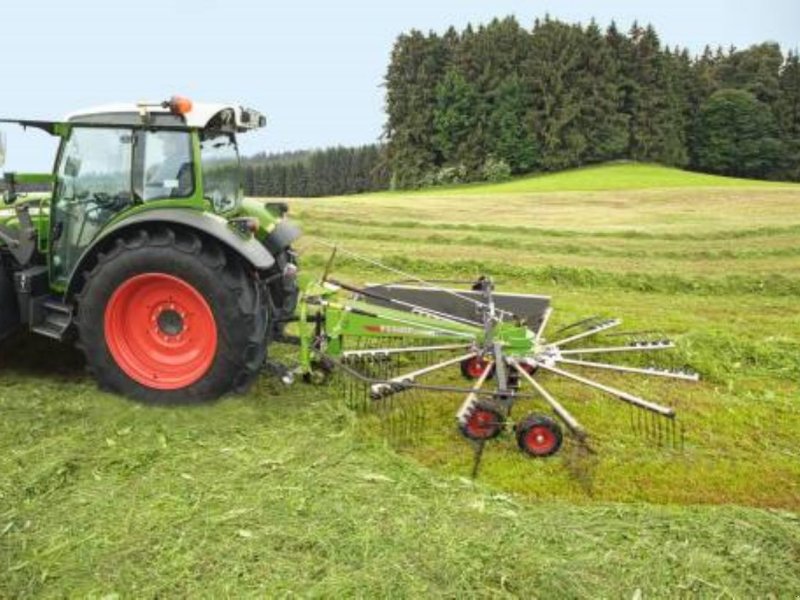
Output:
300 245 698 475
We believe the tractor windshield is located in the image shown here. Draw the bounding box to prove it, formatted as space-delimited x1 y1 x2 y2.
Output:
200 132 241 213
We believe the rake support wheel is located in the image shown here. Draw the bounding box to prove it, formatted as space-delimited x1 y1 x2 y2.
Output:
460 356 493 380
459 400 505 441
516 414 563 457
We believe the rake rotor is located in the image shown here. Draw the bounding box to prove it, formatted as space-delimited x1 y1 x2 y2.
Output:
296 245 698 469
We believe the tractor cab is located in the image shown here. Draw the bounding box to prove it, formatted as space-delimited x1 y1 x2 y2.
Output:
1 97 270 287
52 97 266 285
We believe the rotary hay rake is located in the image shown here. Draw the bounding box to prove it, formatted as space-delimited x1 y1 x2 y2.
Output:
293 245 697 470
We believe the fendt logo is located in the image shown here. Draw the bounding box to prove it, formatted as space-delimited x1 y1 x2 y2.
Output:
364 325 440 336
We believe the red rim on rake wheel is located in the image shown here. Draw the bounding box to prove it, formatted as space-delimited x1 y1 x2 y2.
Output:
461 356 493 380
516 414 563 457
460 401 505 441
104 273 218 390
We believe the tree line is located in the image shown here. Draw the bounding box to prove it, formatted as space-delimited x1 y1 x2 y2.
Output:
384 16 800 187
243 145 389 197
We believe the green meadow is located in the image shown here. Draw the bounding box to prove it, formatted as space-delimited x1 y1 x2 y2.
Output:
2 163 799 597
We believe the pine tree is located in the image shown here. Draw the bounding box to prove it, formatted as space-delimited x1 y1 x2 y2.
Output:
776 51 800 179
384 30 450 187
624 24 687 165
486 75 538 172
523 18 586 170
716 43 783 107
574 20 628 163
433 68 479 169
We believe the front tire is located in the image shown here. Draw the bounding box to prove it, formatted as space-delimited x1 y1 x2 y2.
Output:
75 227 268 404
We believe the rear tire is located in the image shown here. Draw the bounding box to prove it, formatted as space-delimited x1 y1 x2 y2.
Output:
75 227 268 404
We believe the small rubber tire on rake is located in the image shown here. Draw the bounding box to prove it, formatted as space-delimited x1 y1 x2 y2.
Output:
460 356 494 381
459 400 505 441
515 414 563 457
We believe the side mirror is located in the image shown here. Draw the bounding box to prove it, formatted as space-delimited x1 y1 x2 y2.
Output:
0 131 6 169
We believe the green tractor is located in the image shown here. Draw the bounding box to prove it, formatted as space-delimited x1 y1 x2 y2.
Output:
0 97 301 403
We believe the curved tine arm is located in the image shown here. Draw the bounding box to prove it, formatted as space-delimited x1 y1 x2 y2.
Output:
370 352 476 397
558 358 699 382
558 341 674 356
534 307 553 344
550 319 622 347
508 359 586 438
535 362 675 417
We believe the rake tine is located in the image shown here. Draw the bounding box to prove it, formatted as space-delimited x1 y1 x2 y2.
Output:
550 319 623 347
471 440 487 480
456 363 494 425
604 330 660 339
654 413 661 446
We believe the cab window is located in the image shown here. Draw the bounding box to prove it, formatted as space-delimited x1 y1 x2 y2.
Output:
138 131 194 201
201 132 242 213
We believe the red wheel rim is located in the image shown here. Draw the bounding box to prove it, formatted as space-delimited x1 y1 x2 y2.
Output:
104 273 218 390
465 356 490 379
465 409 501 439
524 425 558 455
519 362 537 375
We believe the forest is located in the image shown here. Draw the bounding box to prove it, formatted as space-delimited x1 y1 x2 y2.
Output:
244 16 800 196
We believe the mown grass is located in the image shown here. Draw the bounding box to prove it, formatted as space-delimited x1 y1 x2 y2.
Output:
2 163 799 596
2 339 799 597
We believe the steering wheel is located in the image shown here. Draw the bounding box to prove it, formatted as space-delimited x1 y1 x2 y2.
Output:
95 192 134 210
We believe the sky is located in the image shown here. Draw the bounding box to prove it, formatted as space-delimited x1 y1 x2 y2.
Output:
1 0 798 171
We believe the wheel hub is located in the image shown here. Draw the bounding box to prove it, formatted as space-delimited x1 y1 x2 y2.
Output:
155 307 185 337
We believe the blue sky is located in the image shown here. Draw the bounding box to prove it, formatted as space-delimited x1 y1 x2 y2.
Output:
2 0 798 170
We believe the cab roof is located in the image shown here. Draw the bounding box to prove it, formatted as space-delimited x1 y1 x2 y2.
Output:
64 101 266 132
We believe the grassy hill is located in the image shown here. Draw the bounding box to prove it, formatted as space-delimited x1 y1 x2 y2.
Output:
372 162 797 196
2 163 799 596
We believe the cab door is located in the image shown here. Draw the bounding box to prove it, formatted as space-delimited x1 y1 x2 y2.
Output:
50 127 133 286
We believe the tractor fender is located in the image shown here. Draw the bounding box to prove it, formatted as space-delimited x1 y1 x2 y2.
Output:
66 208 276 298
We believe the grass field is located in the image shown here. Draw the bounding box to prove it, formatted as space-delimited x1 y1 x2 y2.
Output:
2 163 799 596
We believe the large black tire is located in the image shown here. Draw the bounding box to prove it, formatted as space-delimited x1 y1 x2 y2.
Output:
0 257 20 343
75 227 269 404
268 248 299 339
